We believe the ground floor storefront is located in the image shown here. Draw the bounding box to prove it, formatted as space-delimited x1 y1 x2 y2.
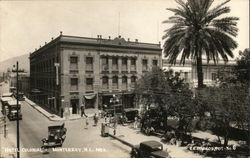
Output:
29 90 136 117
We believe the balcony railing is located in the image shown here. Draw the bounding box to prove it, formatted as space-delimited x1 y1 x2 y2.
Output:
112 84 118 89
86 64 93 72
70 64 78 70
122 84 127 90
70 85 78 91
131 83 136 88
86 85 93 91
102 84 108 90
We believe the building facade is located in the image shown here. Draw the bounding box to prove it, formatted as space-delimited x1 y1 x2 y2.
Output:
10 71 30 96
163 59 236 87
30 34 162 116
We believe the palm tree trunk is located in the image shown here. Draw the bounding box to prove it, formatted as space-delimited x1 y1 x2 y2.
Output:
196 57 204 88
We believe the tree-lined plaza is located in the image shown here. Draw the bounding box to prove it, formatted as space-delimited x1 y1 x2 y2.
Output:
133 0 249 157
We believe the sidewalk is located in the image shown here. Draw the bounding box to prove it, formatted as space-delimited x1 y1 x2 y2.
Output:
107 124 202 158
0 113 29 158
24 97 98 121
107 123 243 158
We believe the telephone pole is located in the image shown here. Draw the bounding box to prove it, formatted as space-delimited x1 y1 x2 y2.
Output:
12 61 24 158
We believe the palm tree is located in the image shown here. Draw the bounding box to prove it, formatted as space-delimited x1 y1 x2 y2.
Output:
162 0 238 88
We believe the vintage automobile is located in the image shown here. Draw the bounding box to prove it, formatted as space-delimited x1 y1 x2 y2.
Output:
141 108 166 136
9 87 16 93
105 104 123 117
123 108 139 122
7 100 22 121
131 140 170 158
1 93 14 115
13 91 25 101
41 123 67 149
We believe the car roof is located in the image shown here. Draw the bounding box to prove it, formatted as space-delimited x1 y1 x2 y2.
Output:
7 100 21 106
140 140 162 148
1 97 13 102
2 93 13 97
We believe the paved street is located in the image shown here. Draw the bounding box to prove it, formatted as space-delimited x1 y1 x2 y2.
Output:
1 82 131 158
2 101 131 158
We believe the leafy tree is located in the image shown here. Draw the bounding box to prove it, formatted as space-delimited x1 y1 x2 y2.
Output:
162 0 239 88
134 67 171 110
215 48 250 85
135 67 196 135
235 48 250 85
171 88 196 136
202 84 249 147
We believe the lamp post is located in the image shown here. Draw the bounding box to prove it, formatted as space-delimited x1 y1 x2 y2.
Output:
12 61 24 158
110 94 119 135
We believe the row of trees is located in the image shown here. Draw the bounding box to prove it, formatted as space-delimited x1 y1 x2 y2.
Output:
134 0 249 150
134 49 249 147
154 0 249 149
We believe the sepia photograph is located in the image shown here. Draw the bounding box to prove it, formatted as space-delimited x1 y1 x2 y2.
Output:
0 0 249 157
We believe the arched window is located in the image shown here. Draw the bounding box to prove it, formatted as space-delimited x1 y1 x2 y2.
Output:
131 76 137 88
112 76 118 89
122 76 127 89
102 76 109 89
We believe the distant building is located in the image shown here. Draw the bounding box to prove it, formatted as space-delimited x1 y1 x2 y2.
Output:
10 71 30 95
162 59 236 87
29 34 162 116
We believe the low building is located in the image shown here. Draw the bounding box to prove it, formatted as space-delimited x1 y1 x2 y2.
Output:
29 33 162 116
162 59 236 87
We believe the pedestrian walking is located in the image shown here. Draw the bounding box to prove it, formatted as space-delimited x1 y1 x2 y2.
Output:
134 115 138 129
84 117 89 129
104 114 107 123
81 104 88 118
113 117 117 135
93 113 98 126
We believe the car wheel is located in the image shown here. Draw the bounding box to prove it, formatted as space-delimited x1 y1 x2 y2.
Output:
131 149 138 158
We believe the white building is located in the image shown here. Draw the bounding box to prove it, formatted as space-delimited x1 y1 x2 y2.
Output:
162 59 236 87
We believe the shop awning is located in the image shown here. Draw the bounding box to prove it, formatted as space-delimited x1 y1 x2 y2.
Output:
84 94 96 99
31 89 41 93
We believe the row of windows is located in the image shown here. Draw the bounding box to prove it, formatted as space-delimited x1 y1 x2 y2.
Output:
69 56 158 72
70 56 93 71
36 78 56 89
70 76 137 91
31 56 59 73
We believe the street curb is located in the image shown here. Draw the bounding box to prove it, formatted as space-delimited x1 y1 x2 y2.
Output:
24 99 94 121
24 99 59 121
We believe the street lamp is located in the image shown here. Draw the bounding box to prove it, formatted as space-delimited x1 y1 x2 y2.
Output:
12 61 24 158
110 94 119 135
110 94 119 115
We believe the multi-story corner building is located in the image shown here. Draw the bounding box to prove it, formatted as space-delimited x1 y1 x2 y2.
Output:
162 59 236 87
30 33 162 116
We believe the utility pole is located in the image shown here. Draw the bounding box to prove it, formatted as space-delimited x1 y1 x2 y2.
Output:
12 61 24 158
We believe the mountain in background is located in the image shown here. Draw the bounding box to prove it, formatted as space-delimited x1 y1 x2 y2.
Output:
0 54 30 74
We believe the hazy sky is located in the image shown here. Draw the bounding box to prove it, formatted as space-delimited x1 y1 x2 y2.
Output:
0 0 249 62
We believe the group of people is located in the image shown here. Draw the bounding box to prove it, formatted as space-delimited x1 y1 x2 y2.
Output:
81 104 99 129
80 103 141 132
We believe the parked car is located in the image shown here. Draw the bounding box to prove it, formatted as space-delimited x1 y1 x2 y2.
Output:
0 96 13 115
9 87 16 93
123 108 139 122
13 91 25 101
131 140 170 158
105 104 123 117
141 108 166 136
1 93 14 115
7 100 22 121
